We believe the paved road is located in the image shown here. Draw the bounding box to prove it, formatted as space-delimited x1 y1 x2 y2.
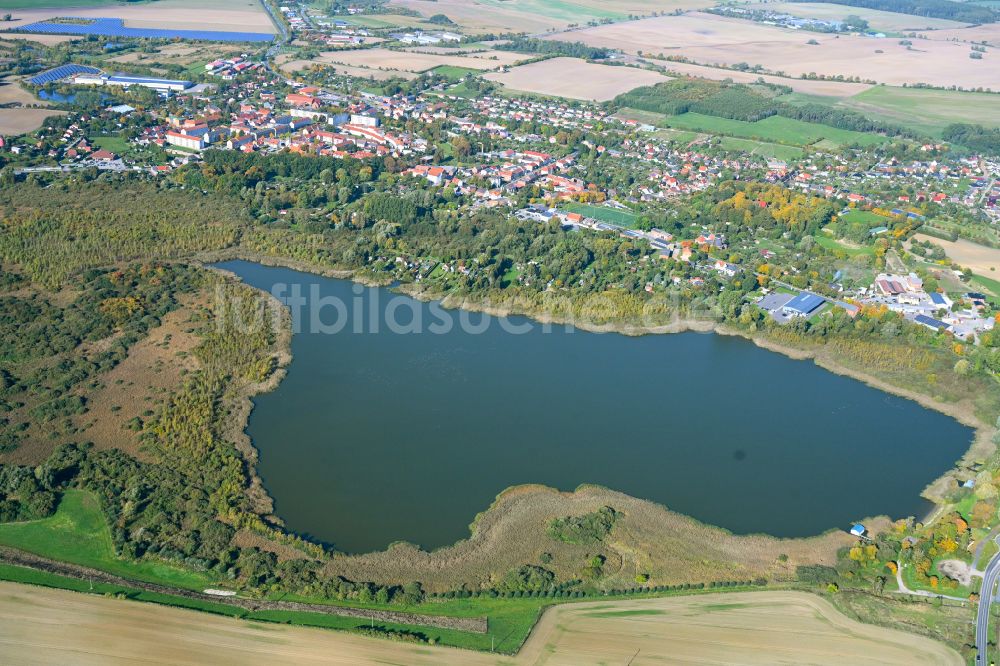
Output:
977 536 1000 665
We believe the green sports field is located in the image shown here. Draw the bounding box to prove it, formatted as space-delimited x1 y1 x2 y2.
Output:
430 65 480 81
717 137 805 161
561 202 638 226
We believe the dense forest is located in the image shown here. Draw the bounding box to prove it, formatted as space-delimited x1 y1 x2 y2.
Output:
614 79 913 138
942 123 1000 154
0 177 246 288
793 0 999 23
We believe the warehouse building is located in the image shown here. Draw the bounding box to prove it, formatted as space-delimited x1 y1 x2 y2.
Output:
72 72 192 93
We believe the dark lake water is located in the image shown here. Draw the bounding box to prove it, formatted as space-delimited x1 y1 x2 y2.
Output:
217 260 973 554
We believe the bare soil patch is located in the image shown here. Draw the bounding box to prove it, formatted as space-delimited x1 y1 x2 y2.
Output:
937 559 973 585
0 583 960 664
484 57 671 101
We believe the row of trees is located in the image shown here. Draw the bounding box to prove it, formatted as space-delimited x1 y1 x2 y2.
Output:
800 0 999 23
496 38 610 60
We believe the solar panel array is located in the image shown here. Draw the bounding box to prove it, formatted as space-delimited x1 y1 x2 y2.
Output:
27 64 101 85
14 17 274 43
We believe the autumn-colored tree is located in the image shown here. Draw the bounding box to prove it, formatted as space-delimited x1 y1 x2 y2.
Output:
954 514 969 533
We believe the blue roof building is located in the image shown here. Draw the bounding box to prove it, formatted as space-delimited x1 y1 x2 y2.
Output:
914 314 950 331
782 293 826 318
929 292 949 307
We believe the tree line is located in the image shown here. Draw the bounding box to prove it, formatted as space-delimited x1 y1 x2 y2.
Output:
794 0 999 23
614 79 915 138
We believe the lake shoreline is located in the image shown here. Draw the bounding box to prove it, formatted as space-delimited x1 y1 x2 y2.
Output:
201 252 994 555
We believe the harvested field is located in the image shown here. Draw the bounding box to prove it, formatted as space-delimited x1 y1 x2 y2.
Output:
747 2 969 32
290 47 505 74
657 59 872 97
484 57 671 101
918 23 1000 47
558 12 1000 89
389 0 715 34
910 234 1000 276
401 47 529 67
0 108 64 135
325 484 885 592
276 55 418 80
0 77 47 106
0 0 275 35
0 33 78 45
0 583 961 665
106 42 241 67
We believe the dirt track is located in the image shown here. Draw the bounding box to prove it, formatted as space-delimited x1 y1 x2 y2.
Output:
0 583 962 665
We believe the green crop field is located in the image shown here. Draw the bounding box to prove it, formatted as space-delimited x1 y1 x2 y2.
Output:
970 274 1000 300
561 202 638 227
662 113 886 148
781 86 1000 137
0 490 215 591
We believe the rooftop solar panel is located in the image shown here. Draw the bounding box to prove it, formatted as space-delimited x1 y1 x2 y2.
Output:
27 64 101 85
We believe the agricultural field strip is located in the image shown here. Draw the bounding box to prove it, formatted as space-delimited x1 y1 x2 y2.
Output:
0 545 485 633
553 12 1000 89
484 57 672 102
0 583 963 665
